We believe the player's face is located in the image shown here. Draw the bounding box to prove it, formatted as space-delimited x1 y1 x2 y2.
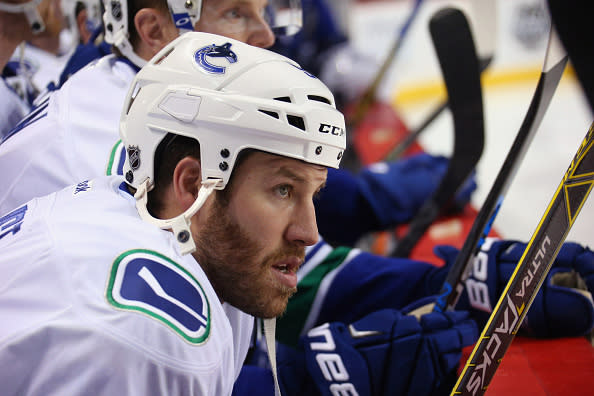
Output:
194 152 326 318
195 0 275 49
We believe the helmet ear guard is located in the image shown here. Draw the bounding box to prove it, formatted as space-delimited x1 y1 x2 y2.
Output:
120 32 345 254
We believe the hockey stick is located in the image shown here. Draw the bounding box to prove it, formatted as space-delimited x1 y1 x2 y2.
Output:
385 0 496 161
390 6 484 258
547 0 594 112
348 0 424 128
451 121 594 396
432 27 568 313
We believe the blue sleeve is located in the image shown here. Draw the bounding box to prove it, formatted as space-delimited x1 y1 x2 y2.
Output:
316 153 475 246
277 241 445 347
314 167 379 246
316 251 440 325
57 37 111 88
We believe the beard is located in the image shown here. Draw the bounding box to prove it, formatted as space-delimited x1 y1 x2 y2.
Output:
194 193 304 318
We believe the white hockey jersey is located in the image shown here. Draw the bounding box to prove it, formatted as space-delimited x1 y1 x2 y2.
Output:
0 54 136 215
0 176 253 395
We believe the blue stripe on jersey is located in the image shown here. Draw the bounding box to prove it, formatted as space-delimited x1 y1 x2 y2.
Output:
1 97 49 144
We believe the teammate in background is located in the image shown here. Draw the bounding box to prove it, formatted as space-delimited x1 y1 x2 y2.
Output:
0 0 63 137
60 0 102 49
233 233 594 396
0 32 347 394
3 0 67 99
0 0 283 215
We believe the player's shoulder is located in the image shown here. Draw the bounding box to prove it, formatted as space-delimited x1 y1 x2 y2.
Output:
61 54 136 88
2 175 235 361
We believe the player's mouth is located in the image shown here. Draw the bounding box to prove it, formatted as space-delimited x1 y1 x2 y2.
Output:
272 257 301 289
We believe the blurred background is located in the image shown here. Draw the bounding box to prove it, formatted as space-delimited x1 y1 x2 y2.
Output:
328 0 593 247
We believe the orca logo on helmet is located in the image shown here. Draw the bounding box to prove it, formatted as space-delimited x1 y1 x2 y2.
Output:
194 43 238 74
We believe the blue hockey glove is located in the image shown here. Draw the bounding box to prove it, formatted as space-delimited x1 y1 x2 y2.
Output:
433 238 594 337
295 308 477 396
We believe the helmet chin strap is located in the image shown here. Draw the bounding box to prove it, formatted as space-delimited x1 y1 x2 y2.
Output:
134 178 221 255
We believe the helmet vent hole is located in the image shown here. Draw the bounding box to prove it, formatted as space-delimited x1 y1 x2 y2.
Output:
154 47 175 65
126 83 141 115
307 95 331 105
287 115 305 131
259 109 279 119
274 96 292 103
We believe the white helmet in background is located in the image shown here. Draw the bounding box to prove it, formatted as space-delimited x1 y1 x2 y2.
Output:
102 0 302 68
0 0 45 34
120 31 345 254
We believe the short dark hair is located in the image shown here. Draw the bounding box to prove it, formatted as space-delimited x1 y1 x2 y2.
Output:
147 133 200 215
147 133 255 216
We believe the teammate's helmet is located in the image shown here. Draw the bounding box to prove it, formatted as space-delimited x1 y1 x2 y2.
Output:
102 0 302 68
0 0 45 34
120 31 345 253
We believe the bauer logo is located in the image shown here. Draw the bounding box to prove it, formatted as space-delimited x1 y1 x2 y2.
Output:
194 42 238 74
106 249 211 344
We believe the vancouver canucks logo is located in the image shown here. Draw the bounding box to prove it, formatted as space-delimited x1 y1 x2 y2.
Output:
194 42 238 74
106 249 211 344
127 145 140 170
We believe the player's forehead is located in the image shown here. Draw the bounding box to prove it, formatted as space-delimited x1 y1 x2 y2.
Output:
202 0 268 11
1 0 32 4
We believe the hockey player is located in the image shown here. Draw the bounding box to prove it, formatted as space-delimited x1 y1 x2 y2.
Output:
0 0 289 214
0 31 348 395
0 0 62 137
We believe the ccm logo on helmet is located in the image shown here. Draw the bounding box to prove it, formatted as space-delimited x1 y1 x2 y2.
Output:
319 123 345 136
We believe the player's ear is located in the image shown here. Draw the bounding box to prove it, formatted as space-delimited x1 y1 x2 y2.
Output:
134 8 177 56
172 156 202 210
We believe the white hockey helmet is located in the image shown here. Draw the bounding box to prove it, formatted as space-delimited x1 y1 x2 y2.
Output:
103 0 302 68
120 31 345 254
0 0 45 34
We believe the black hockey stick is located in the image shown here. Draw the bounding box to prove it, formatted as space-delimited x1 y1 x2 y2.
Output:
452 121 594 396
390 6 484 258
547 0 594 113
432 27 568 313
385 0 496 161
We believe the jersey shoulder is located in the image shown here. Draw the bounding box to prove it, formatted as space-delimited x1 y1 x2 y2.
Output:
0 176 236 374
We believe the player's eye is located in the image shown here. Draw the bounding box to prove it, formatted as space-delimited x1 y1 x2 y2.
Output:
275 184 291 199
223 8 242 20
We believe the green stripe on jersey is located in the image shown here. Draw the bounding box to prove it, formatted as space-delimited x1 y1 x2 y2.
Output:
277 246 351 347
